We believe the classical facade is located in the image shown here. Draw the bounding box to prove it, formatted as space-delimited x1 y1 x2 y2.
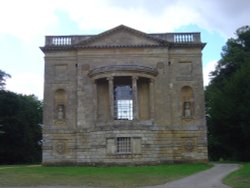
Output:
40 25 208 165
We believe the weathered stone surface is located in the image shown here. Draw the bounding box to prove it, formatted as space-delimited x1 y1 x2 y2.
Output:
41 25 208 165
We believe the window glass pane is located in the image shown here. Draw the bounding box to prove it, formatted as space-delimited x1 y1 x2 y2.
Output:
115 85 132 100
116 100 133 120
114 79 133 120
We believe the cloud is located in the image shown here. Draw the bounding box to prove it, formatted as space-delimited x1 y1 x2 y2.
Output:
186 0 250 37
1 0 249 40
5 72 43 99
0 0 58 42
53 0 250 37
1 0 249 98
203 60 218 86
51 0 200 33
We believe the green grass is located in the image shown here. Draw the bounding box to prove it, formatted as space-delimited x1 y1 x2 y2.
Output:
0 163 211 188
224 163 250 188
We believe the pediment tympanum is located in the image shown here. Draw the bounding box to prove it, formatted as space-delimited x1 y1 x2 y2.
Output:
76 25 164 48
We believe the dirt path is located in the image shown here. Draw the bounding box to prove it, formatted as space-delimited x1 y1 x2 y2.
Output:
144 163 239 188
2 163 239 188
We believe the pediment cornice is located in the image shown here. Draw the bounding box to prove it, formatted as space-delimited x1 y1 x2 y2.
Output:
75 25 167 48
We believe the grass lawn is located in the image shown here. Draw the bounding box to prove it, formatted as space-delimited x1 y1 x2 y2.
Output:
0 163 211 188
224 163 250 188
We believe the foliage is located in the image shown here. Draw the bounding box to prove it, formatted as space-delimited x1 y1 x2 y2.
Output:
0 164 211 187
224 163 250 188
0 90 42 164
0 70 11 90
206 26 250 161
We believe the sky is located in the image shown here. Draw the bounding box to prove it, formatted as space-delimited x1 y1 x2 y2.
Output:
1 0 249 100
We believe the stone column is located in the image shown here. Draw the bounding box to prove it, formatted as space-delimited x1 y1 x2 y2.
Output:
107 77 114 120
92 80 98 121
132 76 138 120
149 78 155 120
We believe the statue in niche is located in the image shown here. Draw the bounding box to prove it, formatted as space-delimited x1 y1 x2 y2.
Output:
183 101 192 117
57 105 65 120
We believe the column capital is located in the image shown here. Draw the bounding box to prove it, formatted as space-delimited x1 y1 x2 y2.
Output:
132 76 138 81
107 76 114 81
149 78 155 83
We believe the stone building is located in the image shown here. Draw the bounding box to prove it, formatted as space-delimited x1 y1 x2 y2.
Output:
40 25 208 165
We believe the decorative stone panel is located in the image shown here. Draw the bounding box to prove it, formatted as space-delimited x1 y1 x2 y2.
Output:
54 141 66 155
54 65 68 81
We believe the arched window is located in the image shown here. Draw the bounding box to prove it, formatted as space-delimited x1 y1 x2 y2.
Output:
54 89 67 120
181 86 193 118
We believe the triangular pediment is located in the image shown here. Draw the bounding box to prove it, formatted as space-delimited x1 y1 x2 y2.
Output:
76 25 165 48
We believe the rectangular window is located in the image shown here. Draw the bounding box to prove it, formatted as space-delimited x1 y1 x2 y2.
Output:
116 137 131 154
116 99 133 120
114 77 133 120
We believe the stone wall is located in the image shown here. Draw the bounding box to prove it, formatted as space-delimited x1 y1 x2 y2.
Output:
43 127 207 165
42 26 208 165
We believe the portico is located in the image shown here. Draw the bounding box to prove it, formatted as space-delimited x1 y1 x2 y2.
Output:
89 65 157 122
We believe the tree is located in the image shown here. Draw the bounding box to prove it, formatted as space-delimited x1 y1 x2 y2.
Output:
0 90 42 164
0 70 11 90
206 26 250 161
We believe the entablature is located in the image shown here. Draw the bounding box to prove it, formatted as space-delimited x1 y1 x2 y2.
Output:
88 64 158 79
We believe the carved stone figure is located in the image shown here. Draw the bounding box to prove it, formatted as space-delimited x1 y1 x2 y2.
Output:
184 101 192 117
57 105 64 120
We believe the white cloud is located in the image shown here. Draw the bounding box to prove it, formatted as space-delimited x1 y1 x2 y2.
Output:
5 72 43 99
51 0 200 33
51 0 250 37
1 0 249 98
1 0 249 40
184 0 250 38
0 0 58 42
203 60 218 86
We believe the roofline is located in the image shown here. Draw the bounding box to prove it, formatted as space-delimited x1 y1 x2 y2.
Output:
75 25 167 47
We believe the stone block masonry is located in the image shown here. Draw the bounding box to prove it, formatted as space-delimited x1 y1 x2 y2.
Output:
41 25 208 165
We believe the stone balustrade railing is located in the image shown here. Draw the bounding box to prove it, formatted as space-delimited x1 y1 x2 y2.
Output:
45 33 201 46
174 34 194 43
162 33 201 43
52 37 72 45
45 35 92 46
